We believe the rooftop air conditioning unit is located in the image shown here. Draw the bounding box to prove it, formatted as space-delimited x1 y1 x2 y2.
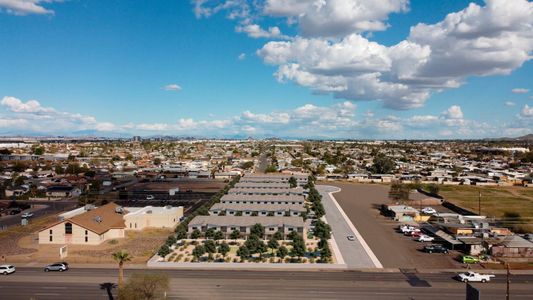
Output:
115 206 124 214
94 216 103 223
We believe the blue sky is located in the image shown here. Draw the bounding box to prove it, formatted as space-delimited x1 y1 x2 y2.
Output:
0 0 532 139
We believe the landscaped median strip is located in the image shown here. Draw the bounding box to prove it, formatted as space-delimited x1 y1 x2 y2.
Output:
326 187 383 268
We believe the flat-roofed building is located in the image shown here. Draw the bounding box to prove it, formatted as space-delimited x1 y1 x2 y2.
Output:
124 206 183 230
234 182 290 189
228 187 304 196
209 203 305 217
188 216 305 239
220 194 305 205
239 174 309 185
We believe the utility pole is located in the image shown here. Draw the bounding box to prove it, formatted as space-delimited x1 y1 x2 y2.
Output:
506 262 510 300
478 191 481 216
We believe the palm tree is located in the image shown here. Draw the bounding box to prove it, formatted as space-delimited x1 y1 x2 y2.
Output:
112 250 132 288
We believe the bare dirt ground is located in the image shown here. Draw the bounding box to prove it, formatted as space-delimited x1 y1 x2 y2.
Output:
323 182 463 269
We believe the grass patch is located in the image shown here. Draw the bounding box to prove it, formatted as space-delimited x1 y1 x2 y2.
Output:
439 185 533 232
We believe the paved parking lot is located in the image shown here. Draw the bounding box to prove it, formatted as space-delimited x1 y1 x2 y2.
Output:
317 185 378 268
323 182 462 269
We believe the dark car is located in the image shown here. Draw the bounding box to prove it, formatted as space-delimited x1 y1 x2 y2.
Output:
423 244 449 254
44 262 69 272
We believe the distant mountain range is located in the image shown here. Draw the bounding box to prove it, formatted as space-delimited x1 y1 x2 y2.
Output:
485 134 533 142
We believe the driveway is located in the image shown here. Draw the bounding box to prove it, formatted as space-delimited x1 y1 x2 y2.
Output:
317 185 380 268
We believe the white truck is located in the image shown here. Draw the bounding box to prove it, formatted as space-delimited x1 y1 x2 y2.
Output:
457 271 495 283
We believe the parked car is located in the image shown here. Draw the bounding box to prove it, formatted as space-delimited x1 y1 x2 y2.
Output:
44 262 69 272
399 225 416 232
423 244 448 253
0 265 15 275
421 207 437 215
404 229 421 236
8 208 22 215
462 255 480 264
457 271 495 283
21 212 34 218
417 235 435 242
145 195 154 200
347 235 355 241
411 231 423 238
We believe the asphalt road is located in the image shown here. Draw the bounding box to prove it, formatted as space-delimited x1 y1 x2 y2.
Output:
317 185 377 268
1 268 532 299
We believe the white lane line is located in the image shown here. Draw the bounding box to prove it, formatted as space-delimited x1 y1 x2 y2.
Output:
326 188 383 268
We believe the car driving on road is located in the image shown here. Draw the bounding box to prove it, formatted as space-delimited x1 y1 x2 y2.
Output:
0 265 15 275
44 262 69 272
347 235 355 241
457 271 495 283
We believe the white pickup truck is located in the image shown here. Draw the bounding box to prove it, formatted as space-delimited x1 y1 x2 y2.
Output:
457 271 495 283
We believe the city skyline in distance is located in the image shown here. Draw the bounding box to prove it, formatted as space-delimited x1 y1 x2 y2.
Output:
1 0 532 139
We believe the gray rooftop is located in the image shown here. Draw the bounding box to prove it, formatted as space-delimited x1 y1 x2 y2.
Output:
234 182 290 188
210 203 306 212
189 215 305 227
221 194 305 202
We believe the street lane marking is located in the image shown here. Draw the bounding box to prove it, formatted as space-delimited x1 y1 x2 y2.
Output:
324 186 383 268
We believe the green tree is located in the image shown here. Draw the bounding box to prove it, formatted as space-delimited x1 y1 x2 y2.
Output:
426 184 440 195
118 273 169 300
320 245 332 262
157 245 171 257
204 228 215 239
204 240 217 254
290 234 306 258
192 245 206 261
277 245 288 258
237 245 251 259
288 176 297 188
313 220 331 240
370 153 395 174
267 237 279 253
230 229 241 240
218 242 230 257
153 158 161 165
112 250 132 288
190 229 201 239
250 223 265 238
273 230 283 240
33 146 44 155
176 227 187 240
213 230 224 241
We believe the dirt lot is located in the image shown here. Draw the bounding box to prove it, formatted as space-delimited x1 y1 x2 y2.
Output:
323 182 463 269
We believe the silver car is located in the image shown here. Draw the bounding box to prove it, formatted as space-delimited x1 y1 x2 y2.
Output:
44 262 69 272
